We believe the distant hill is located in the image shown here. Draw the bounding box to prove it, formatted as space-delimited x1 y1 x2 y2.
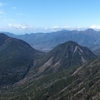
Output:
27 41 96 78
0 33 43 86
4 29 100 52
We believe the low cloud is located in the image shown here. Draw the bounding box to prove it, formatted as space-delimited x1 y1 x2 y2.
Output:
52 26 63 31
7 24 90 33
90 25 100 30
52 26 72 31
53 26 59 29
8 23 34 30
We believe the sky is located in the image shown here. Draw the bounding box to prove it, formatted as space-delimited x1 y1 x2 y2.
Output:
0 0 100 34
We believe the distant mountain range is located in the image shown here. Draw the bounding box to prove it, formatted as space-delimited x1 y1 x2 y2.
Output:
3 29 100 52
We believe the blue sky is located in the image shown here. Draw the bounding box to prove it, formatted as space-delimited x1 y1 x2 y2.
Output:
0 0 100 34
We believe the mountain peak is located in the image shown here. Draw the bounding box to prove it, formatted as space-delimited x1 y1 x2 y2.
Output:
31 41 96 77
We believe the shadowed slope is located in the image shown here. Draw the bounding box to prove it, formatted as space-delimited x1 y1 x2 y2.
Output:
0 33 43 86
